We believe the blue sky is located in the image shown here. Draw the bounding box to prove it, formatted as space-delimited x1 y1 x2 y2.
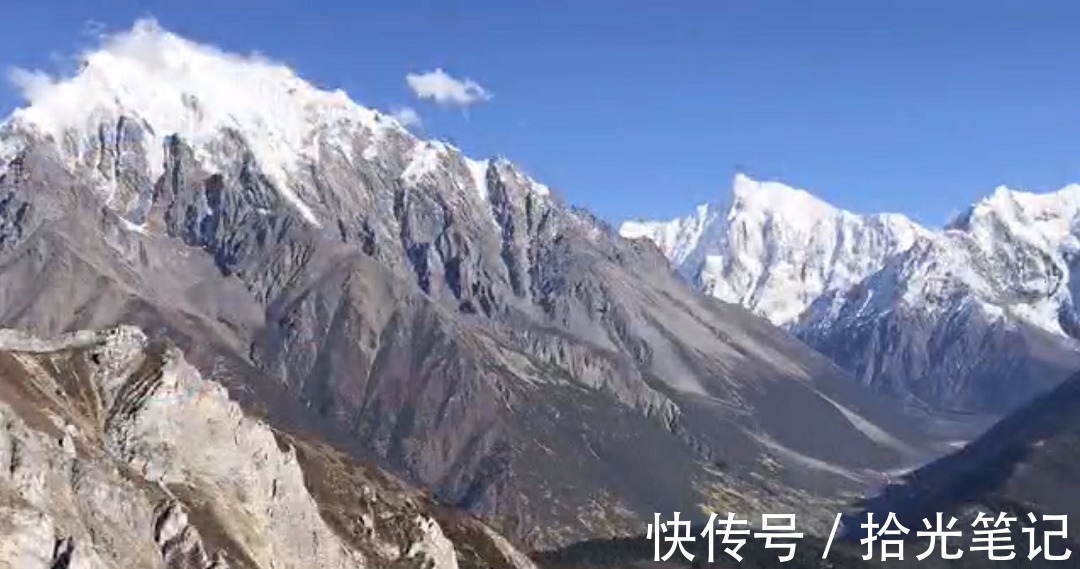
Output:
1 1 1079 225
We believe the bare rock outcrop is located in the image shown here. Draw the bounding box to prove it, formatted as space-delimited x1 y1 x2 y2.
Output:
0 326 538 569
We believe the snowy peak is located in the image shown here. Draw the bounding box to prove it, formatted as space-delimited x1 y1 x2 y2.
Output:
9 19 398 162
955 184 1080 228
728 173 922 238
620 174 922 325
4 19 408 225
626 172 1080 345
949 184 1080 252
730 172 839 225
619 173 839 265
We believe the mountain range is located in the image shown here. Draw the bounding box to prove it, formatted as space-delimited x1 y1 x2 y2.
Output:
5 18 1080 569
622 173 1080 414
0 20 971 565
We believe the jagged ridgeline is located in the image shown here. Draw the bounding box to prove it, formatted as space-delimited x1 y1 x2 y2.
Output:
0 19 953 563
622 175 1080 415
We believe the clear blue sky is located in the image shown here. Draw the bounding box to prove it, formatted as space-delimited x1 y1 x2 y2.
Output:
1 0 1079 225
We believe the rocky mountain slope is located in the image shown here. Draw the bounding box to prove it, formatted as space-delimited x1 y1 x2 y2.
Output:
622 174 1080 414
0 325 539 569
856 369 1080 542
0 20 950 549
829 370 1080 568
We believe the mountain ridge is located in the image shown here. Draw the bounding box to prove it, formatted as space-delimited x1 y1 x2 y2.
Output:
621 173 1080 413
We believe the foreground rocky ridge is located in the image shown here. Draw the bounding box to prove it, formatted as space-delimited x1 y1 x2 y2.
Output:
622 175 1080 414
0 325 539 569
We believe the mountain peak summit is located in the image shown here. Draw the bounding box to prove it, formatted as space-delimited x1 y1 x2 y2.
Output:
10 19 379 134
5 20 412 225
729 173 838 222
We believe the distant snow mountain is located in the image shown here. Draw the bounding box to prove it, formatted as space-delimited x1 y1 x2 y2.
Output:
621 174 926 326
621 174 1080 413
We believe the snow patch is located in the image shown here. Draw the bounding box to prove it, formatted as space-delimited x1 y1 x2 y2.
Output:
401 141 448 186
529 180 552 197
479 525 540 569
464 157 490 201
407 516 460 569
119 217 148 234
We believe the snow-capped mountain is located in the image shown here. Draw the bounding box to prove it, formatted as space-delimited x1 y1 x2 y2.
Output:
622 175 1080 413
0 19 950 551
621 174 926 326
0 19 554 233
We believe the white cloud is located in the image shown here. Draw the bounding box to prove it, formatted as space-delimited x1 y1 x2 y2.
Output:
8 67 56 101
389 106 421 127
406 68 491 107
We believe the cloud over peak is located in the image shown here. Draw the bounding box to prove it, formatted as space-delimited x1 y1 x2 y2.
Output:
406 68 491 107
389 106 421 127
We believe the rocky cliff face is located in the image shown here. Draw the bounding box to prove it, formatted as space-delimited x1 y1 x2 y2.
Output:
623 175 1080 414
0 325 540 569
0 20 947 550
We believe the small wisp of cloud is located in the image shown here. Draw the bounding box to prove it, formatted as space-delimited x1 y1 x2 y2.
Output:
7 68 55 101
389 106 422 128
81 19 108 41
406 68 491 108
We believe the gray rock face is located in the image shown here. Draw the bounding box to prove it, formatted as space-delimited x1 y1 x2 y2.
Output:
0 325 540 569
0 23 952 550
0 126 946 545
